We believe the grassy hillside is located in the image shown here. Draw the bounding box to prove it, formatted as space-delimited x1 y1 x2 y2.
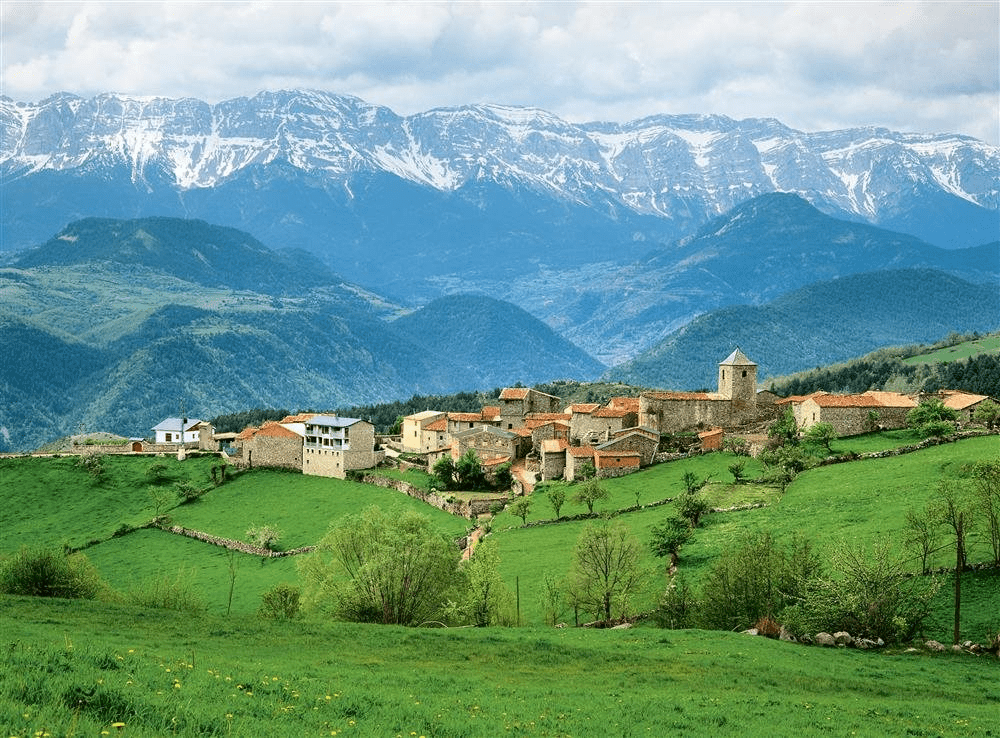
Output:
3 596 998 738
3 435 998 638
2 437 1000 735
769 331 1000 397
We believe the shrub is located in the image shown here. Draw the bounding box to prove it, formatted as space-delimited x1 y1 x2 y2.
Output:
0 547 107 599
124 569 206 613
175 481 205 503
782 540 939 643
695 532 821 632
75 454 105 479
259 583 302 620
146 461 169 484
653 574 697 630
246 524 282 551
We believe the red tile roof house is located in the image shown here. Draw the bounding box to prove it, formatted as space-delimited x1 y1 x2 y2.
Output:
236 420 303 470
937 390 994 424
498 387 562 430
401 410 449 453
795 391 916 436
594 450 642 479
597 427 660 467
540 438 569 481
565 445 597 482
698 427 725 452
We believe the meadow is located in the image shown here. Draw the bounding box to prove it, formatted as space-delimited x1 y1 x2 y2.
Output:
3 435 999 635
2 435 1000 736
2 595 999 738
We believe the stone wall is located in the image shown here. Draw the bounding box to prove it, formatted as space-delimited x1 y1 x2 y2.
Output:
641 396 779 434
247 435 302 470
598 432 659 466
359 474 505 519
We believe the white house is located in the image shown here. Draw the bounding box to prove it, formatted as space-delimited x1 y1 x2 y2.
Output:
152 418 204 444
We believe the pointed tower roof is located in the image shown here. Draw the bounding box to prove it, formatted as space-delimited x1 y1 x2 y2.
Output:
719 347 756 366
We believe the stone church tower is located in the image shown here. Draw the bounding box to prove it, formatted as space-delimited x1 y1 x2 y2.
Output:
718 348 757 408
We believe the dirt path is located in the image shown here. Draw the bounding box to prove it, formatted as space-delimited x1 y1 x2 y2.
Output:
510 458 535 494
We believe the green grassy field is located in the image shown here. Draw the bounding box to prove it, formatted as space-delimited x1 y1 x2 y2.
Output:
3 436 998 635
2 595 998 738
903 335 1000 365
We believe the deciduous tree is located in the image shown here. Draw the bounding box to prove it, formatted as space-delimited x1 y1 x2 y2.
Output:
570 519 646 624
572 478 608 515
299 506 461 626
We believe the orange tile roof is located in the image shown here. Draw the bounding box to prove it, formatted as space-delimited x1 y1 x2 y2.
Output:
280 413 317 423
425 418 448 432
568 446 596 458
515 427 533 437
526 419 570 431
480 406 500 420
938 391 989 410
236 426 258 441
643 390 714 401
569 403 601 414
593 406 628 418
482 455 512 467
862 391 918 408
500 388 530 400
810 394 882 408
258 422 300 439
608 397 641 412
526 412 572 422
698 428 724 439
448 412 483 422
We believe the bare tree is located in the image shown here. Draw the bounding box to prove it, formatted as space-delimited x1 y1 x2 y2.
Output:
570 519 646 624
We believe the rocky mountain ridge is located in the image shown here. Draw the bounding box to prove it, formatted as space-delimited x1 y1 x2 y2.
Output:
3 89 997 256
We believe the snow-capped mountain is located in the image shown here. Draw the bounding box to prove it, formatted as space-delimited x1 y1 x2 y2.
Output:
2 89 997 297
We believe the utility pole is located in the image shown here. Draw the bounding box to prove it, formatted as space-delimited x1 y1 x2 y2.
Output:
953 512 964 645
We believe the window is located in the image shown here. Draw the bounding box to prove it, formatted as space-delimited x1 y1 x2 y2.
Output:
742 370 747 378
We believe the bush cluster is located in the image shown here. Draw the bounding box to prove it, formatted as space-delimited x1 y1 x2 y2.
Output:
0 547 107 599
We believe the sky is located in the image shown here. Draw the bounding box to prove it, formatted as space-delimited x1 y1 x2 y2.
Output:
2 1 998 144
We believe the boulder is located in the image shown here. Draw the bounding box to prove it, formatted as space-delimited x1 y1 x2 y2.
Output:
743 628 759 636
925 640 946 652
779 627 797 643
814 632 836 647
833 631 854 647
855 638 878 650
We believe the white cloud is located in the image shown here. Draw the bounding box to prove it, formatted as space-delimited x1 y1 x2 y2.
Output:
1 0 997 143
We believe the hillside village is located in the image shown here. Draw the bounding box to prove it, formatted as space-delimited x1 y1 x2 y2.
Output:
137 348 996 487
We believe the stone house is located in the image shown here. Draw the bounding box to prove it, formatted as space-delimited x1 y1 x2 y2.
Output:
525 414 572 452
640 349 777 434
565 445 597 482
938 390 993 423
596 427 660 467
402 410 449 453
499 387 562 430
540 438 569 481
303 415 378 479
237 421 303 470
451 425 522 465
793 391 916 436
447 411 491 435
